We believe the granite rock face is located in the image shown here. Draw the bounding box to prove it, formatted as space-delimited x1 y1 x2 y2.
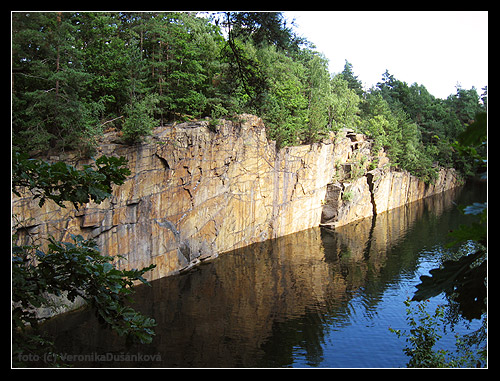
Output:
12 115 461 280
320 165 461 229
13 115 336 279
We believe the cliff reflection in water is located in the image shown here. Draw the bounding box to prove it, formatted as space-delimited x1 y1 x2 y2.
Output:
46 187 467 367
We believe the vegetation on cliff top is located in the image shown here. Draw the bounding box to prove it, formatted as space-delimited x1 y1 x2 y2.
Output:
12 11 486 182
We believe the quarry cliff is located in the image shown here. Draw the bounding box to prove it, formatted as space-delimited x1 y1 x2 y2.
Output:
12 114 461 280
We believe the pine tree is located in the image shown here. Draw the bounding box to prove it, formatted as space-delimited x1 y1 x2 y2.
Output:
12 12 94 152
341 60 363 97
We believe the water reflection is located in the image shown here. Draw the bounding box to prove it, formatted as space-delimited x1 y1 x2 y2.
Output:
43 185 483 367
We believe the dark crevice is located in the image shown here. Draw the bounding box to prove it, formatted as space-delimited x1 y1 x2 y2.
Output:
363 173 377 260
366 172 377 216
155 153 170 170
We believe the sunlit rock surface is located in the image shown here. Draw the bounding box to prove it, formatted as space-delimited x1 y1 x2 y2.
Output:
12 115 461 280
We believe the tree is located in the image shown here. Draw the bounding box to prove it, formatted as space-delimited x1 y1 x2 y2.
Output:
12 12 94 152
12 153 156 367
412 113 487 321
303 54 331 143
340 60 363 97
12 12 229 151
143 13 216 122
329 74 361 132
226 12 300 53
221 16 269 109
73 12 132 118
122 93 159 143
445 86 484 134
360 93 393 149
360 90 439 183
363 68 486 181
257 44 308 147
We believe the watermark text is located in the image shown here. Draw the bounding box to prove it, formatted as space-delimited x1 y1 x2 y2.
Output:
17 351 162 365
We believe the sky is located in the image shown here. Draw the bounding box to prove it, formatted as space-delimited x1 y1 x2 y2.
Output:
283 11 488 99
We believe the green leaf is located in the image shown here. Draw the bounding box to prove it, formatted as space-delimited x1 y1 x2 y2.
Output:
413 250 486 320
108 283 122 293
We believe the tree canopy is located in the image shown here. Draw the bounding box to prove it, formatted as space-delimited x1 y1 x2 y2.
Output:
12 11 486 182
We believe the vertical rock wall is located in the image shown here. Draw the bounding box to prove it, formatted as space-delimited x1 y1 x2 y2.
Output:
13 115 336 280
12 115 461 280
320 156 462 229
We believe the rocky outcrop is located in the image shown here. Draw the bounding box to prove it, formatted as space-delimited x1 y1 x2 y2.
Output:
320 163 462 229
13 115 336 280
12 115 462 281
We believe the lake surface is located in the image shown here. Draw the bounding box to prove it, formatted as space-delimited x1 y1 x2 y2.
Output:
43 182 486 368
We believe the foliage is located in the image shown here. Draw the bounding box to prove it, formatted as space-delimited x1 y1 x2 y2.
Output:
390 300 449 367
340 60 363 97
413 250 486 320
412 112 487 320
12 11 486 180
329 74 361 132
12 151 130 209
303 54 332 143
341 190 353 202
122 94 159 143
389 299 486 368
257 45 308 147
12 154 156 367
12 12 96 152
364 70 485 180
226 12 303 52
359 92 437 183
392 111 487 367
12 236 156 364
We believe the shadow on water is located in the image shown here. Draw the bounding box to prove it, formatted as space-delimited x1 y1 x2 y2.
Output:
42 183 486 367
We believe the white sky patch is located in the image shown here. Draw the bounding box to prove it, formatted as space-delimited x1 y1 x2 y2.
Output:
284 11 488 99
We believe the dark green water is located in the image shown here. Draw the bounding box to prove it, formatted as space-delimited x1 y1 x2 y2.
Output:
43 182 486 367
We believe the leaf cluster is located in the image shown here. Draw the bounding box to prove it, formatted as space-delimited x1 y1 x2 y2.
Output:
390 300 486 367
413 250 486 320
13 235 156 366
12 151 130 209
412 112 487 320
12 154 155 367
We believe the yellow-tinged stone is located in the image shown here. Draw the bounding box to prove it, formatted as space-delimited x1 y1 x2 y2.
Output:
12 115 461 281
